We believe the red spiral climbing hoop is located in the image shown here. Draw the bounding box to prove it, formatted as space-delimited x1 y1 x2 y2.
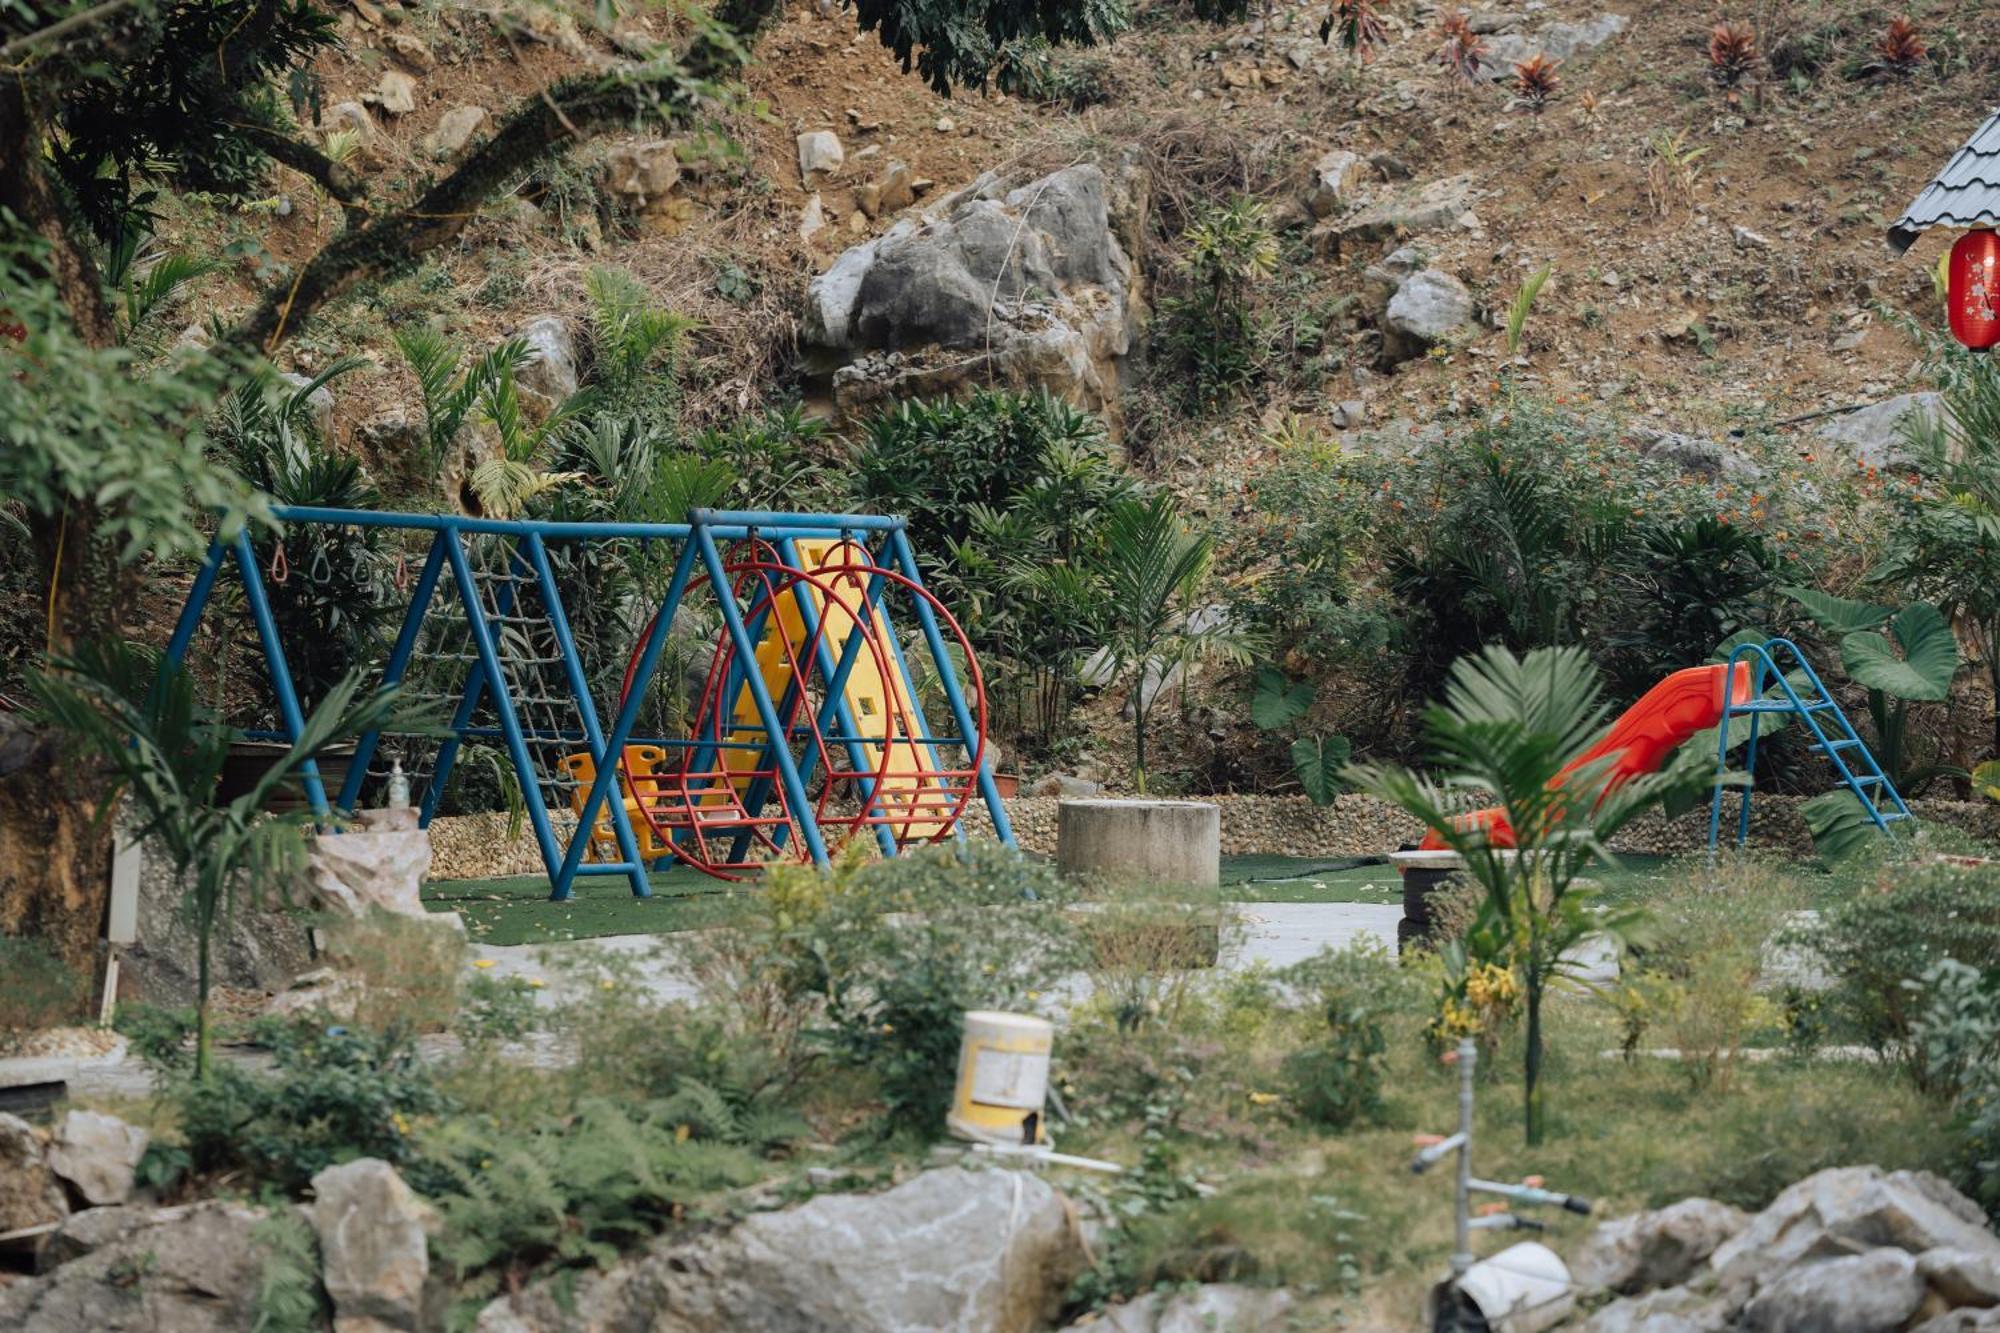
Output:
615 538 988 881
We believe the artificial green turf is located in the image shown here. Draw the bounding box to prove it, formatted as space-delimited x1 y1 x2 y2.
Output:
421 867 758 946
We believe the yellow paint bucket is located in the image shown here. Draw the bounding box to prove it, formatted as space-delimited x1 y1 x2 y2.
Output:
947 1011 1053 1146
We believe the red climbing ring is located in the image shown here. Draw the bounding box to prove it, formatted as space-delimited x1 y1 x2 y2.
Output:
614 539 988 881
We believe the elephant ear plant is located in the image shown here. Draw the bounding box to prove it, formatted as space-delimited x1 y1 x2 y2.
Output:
1348 644 1717 1146
30 640 411 1078
1782 587 1965 858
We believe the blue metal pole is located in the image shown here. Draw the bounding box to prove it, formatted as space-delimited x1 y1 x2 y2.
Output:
339 533 446 814
441 528 566 884
526 532 650 901
695 523 829 867
887 528 1014 848
164 539 226 670
232 529 330 818
556 535 701 891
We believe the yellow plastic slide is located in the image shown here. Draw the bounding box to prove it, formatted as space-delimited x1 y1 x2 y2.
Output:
711 540 946 838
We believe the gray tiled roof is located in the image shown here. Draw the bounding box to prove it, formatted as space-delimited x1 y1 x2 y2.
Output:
1890 108 2000 254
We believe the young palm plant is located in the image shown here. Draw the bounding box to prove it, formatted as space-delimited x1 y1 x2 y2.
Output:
466 357 594 519
1348 644 1709 1145
1095 494 1256 792
30 641 408 1078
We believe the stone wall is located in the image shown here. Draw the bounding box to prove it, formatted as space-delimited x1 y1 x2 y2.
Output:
426 793 2000 881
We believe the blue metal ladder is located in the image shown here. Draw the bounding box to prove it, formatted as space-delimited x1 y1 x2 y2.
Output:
1707 637 1913 851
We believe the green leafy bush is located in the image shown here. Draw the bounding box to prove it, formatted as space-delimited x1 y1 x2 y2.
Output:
1154 197 1278 413
769 843 1083 1136
1814 860 2000 1057
159 1017 452 1195
1910 958 2000 1214
1279 942 1399 1128
853 388 1109 553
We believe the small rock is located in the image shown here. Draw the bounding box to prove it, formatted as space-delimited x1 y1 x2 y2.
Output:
603 139 680 207
309 1159 438 1333
1382 268 1475 363
300 827 434 919
422 105 488 160
1741 1247 1925 1333
373 69 417 117
324 101 379 145
800 192 827 242
1332 399 1366 429
1733 224 1772 249
46 1111 149 1208
1304 148 1368 219
1600 269 1623 288
264 966 365 1020
1337 173 1478 242
798 129 845 186
855 160 915 218
1916 1310 2000 1332
387 31 434 70
934 116 955 133
1032 773 1101 799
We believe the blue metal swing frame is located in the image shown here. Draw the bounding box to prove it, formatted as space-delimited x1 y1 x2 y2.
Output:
163 506 1016 901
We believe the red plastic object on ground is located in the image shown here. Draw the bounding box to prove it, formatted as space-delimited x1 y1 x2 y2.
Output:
1416 662 1754 851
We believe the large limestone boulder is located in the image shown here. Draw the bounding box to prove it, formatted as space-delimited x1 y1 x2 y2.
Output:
45 1110 148 1208
802 158 1148 429
1572 1198 1749 1296
1739 1246 1927 1333
1814 390 1941 469
1708 1166 2000 1288
0 1112 68 1235
0 1200 274 1332
309 1158 438 1333
301 828 434 919
476 1166 1084 1332
514 315 580 410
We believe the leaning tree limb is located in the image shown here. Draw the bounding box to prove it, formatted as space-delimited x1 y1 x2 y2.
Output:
228 0 783 354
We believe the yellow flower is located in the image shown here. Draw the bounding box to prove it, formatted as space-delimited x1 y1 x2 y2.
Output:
527 977 546 989
1248 1091 1280 1106
472 959 497 970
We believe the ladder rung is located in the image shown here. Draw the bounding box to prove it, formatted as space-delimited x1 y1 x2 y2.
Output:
1851 775 1886 787
1820 738 1862 752
1731 699 1834 713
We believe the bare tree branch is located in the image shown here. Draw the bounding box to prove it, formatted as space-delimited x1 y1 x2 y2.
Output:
229 0 784 354
234 119 368 209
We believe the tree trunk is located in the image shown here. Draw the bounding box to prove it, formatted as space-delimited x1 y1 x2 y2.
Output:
1132 692 1149 795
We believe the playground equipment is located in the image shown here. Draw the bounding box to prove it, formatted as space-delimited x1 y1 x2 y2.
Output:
163 506 1013 900
1414 1038 1591 1333
1409 645 1910 854
1707 637 1912 850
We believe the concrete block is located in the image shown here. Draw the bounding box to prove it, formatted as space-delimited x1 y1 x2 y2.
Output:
1056 799 1220 887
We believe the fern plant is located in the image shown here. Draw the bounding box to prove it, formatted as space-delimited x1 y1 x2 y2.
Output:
583 266 694 416
394 328 533 474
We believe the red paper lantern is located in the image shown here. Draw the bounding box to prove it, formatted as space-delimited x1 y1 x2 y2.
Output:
1949 229 2000 351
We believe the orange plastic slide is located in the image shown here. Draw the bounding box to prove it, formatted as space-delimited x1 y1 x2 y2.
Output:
1417 662 1754 851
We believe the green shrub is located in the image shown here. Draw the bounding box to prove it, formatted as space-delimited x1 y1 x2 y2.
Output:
770 843 1083 1136
1154 197 1278 413
160 1017 452 1195
852 388 1110 553
1814 860 2000 1057
1278 942 1403 1128
1909 958 2000 1214
0 936 86 1041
